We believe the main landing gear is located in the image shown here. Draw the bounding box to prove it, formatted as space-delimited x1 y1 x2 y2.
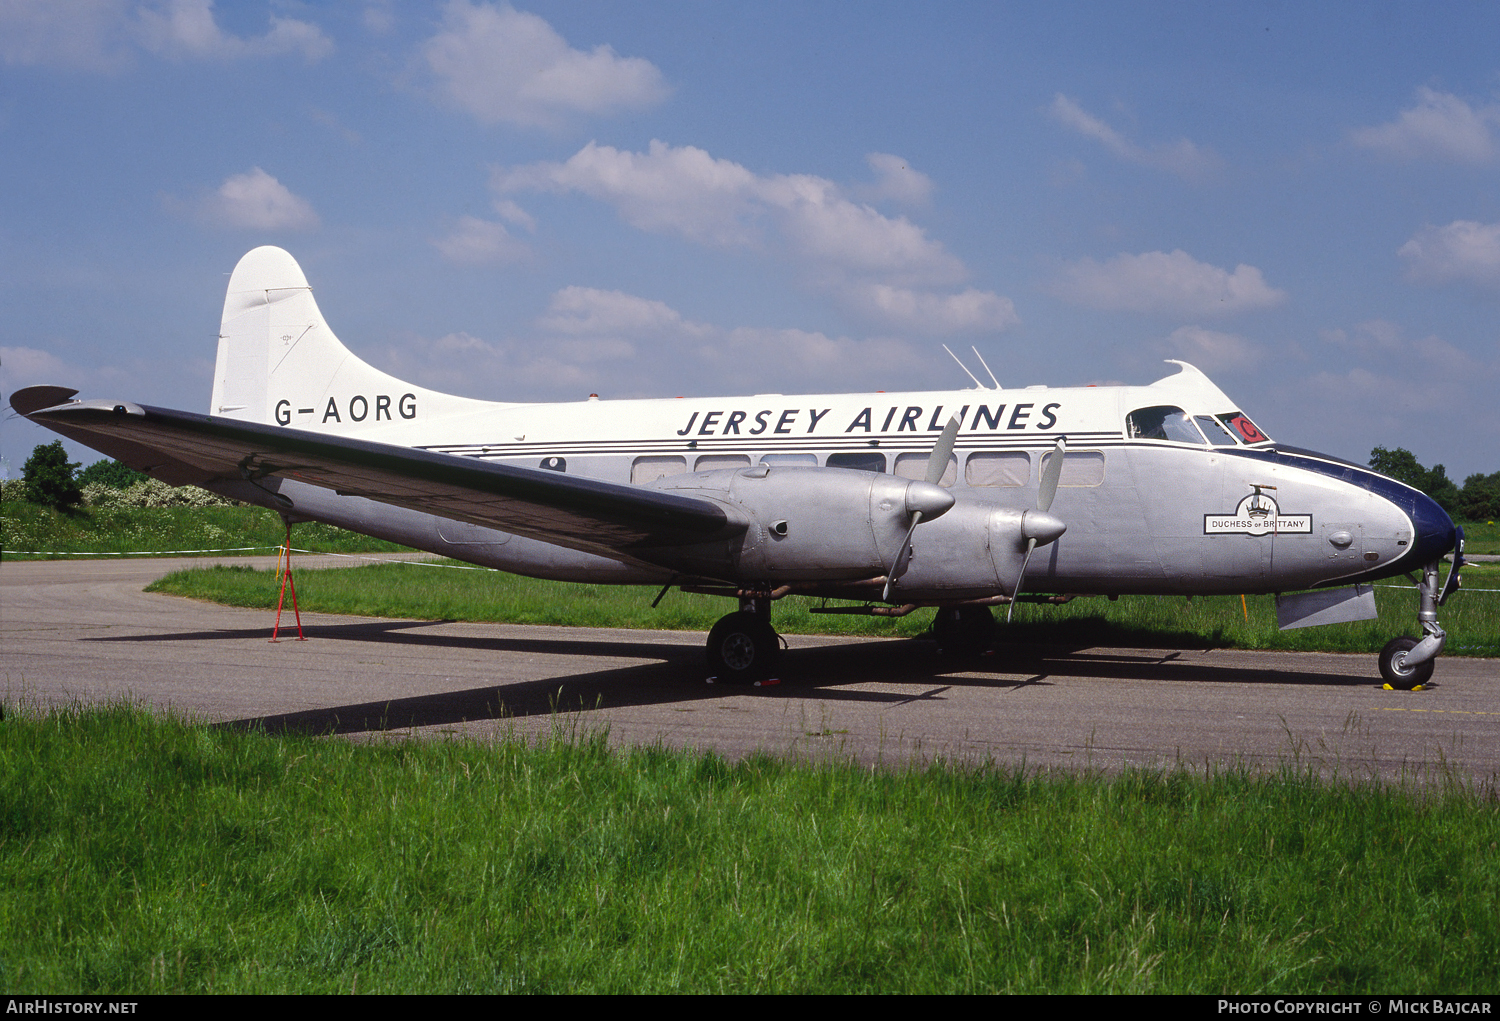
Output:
706 597 781 684
1380 538 1463 690
931 605 995 658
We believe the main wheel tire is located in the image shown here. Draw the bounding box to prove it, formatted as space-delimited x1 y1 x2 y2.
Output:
707 612 780 684
1379 636 1433 690
932 606 995 658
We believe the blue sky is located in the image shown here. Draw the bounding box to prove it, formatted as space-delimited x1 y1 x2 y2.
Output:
3 1 1498 482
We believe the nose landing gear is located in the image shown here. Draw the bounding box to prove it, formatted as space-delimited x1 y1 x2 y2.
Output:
1380 531 1463 690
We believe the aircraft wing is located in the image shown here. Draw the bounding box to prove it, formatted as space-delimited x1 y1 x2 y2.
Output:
11 388 740 557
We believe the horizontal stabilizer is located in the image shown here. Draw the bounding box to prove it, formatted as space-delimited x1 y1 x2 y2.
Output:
9 385 79 416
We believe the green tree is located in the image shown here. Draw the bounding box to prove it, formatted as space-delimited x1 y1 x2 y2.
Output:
1368 446 1460 515
77 458 149 490
22 441 83 511
1458 471 1500 521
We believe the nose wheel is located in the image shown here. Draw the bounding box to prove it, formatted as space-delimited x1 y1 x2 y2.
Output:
707 610 780 684
1378 636 1434 690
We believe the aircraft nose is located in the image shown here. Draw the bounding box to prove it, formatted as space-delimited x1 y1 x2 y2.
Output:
1407 489 1457 565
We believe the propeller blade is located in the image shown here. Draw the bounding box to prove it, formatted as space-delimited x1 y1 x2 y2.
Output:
1007 537 1037 623
882 511 922 602
1038 435 1066 513
1009 436 1068 623
882 419 961 601
925 414 961 485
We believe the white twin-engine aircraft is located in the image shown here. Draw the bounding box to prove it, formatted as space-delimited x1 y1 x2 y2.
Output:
12 246 1465 687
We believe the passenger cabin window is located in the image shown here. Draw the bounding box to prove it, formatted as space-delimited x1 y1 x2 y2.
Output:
1039 450 1106 487
894 452 957 487
826 451 887 473
759 453 817 466
631 455 687 484
1127 405 1205 444
965 451 1030 487
694 454 751 472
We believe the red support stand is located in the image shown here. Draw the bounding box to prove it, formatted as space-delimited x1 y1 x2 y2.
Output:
270 520 307 642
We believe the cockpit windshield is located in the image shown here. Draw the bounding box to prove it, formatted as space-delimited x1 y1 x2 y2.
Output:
1217 412 1270 444
1128 405 1273 446
1195 415 1239 446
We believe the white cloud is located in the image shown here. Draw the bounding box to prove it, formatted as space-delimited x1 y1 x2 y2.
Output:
495 140 763 247
539 286 710 340
1289 325 1500 459
1398 220 1500 288
491 199 536 233
847 285 1019 335
495 141 961 279
418 1 669 127
0 0 133 71
371 285 934 401
1159 325 1261 372
1 344 74 384
852 153 934 206
1320 319 1407 355
135 0 331 62
531 287 927 391
495 140 1015 335
1048 94 1223 181
706 327 922 385
362 2 395 35
1048 249 1286 317
185 167 319 231
1320 320 1479 377
1351 87 1500 164
431 215 529 265
1 342 152 411
0 0 331 69
1237 317 1500 480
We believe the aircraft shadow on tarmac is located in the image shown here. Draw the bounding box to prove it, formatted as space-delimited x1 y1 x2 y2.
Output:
156 623 1383 737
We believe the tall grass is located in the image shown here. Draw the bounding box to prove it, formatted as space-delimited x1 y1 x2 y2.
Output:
1 704 1495 993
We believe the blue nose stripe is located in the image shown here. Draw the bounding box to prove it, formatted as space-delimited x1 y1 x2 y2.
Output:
1226 446 1458 575
1406 488 1458 567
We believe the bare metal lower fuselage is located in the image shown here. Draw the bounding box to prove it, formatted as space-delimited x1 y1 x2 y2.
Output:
217 437 1450 604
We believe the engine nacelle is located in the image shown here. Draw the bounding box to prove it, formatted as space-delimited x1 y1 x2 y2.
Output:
645 465 952 581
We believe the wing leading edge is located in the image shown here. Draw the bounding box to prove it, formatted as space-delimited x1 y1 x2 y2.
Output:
12 388 741 558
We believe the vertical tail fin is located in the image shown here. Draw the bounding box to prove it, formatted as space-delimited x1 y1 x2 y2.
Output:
209 246 495 430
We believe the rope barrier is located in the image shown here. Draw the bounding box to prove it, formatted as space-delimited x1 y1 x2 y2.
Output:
5 546 276 555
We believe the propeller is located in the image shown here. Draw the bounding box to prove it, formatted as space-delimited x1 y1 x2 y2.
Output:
882 415 961 602
1007 436 1068 623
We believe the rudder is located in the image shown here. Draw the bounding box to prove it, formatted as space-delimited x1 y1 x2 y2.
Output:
209 246 491 431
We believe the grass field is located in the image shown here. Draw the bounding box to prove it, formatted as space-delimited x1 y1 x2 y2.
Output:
1 501 409 559
1 703 1495 994
1460 518 1500 554
148 558 1500 657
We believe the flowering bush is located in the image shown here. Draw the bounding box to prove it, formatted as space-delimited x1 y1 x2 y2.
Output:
86 478 239 508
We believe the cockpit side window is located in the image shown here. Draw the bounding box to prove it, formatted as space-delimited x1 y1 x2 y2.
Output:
1217 412 1270 444
1127 405 1205 444
1195 415 1240 446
